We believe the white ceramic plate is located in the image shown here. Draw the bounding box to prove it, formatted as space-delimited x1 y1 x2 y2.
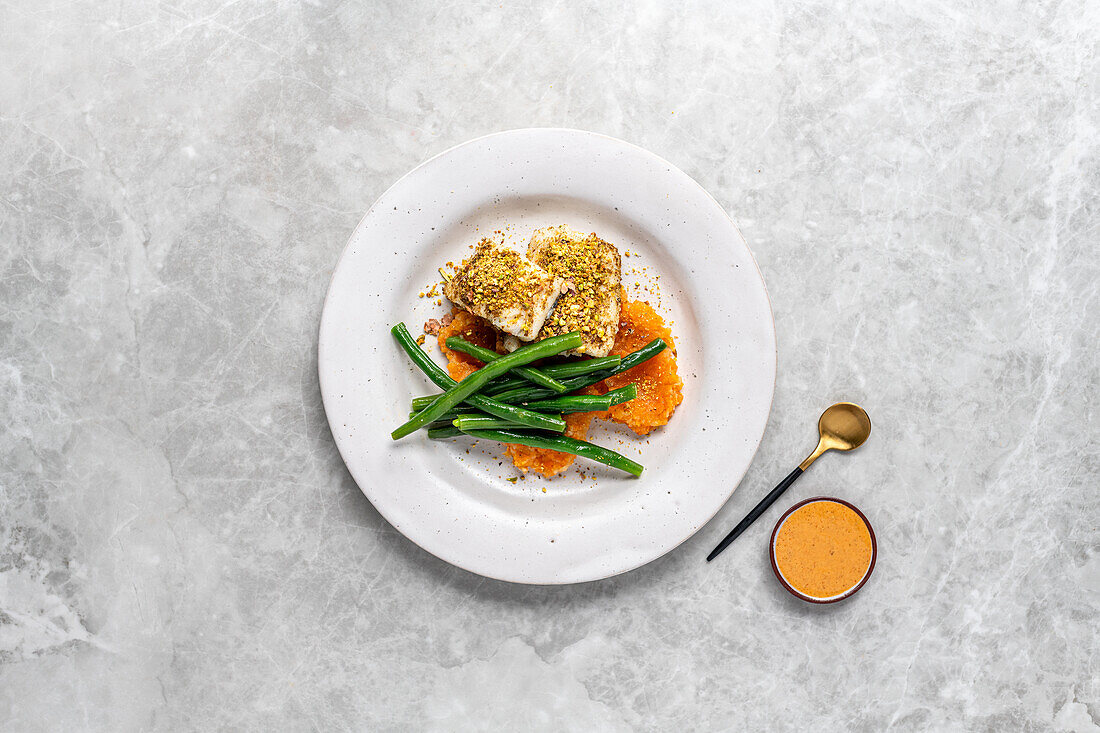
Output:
318 129 775 584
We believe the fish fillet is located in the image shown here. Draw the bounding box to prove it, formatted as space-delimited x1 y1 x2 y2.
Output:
523 225 622 358
443 237 564 341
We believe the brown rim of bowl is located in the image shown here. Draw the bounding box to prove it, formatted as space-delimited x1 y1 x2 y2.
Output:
769 496 877 605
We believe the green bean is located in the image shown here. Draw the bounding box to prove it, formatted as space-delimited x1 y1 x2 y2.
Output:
606 383 639 406
483 355 622 395
540 355 622 379
410 394 445 412
564 338 667 387
452 414 563 432
490 386 562 404
391 326 582 440
445 337 568 393
509 384 636 416
423 418 462 439
410 346 653 410
417 396 604 421
390 324 568 438
457 429 644 477
490 339 669 404
413 408 489 422
523 395 612 413
427 416 563 439
421 387 634 420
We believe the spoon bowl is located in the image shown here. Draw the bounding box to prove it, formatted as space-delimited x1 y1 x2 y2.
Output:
819 402 872 452
799 402 871 470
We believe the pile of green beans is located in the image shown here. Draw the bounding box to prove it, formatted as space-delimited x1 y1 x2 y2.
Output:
390 324 567 439
391 323 665 476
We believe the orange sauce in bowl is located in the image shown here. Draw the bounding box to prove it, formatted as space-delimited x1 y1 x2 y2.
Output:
772 499 875 601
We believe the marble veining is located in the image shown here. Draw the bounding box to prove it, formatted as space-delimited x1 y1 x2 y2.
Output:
1 0 1097 730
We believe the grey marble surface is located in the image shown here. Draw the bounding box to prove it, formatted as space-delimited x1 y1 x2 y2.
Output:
2 0 1098 730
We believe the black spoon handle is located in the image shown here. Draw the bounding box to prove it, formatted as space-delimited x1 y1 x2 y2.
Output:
706 467 804 561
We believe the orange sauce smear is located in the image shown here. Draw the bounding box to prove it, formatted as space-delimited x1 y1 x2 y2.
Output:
437 309 497 381
773 501 873 599
599 298 683 436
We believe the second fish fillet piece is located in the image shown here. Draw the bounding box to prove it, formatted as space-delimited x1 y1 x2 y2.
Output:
524 225 622 358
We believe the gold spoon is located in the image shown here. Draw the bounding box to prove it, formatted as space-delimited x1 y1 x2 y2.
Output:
706 402 872 561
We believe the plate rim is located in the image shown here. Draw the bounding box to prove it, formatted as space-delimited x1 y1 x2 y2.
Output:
318 127 777 584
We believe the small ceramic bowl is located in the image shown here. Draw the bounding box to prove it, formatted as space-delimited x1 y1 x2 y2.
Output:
769 496 877 604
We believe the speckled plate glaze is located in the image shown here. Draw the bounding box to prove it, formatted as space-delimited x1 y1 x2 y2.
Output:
318 129 775 584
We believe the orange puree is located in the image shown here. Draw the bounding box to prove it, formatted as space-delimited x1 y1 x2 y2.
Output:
601 298 683 436
440 298 683 477
437 309 497 380
773 500 873 599
505 410 597 477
